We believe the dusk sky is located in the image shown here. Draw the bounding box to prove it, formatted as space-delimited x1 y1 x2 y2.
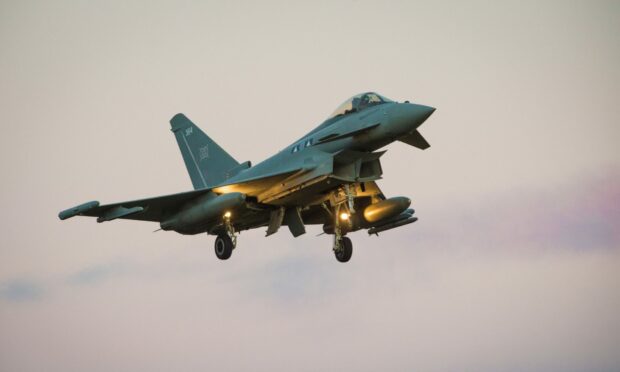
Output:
1 1 619 371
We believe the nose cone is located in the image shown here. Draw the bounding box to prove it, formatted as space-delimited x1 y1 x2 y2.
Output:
387 103 435 135
413 104 436 123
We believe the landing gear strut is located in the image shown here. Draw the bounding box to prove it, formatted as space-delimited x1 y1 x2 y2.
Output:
332 202 353 263
214 213 237 260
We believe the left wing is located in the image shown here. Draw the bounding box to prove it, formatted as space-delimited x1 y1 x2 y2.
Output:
58 188 212 223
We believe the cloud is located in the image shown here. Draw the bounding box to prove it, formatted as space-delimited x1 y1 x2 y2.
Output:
0 280 44 302
66 262 127 286
245 254 343 303
416 170 620 253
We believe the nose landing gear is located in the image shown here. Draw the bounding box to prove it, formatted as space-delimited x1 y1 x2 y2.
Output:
332 200 353 263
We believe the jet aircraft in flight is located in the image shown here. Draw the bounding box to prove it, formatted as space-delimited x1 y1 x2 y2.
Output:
59 92 435 262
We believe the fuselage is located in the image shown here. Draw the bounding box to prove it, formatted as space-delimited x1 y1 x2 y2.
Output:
223 99 435 196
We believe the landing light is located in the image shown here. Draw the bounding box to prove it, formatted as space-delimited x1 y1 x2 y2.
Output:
224 211 232 219
339 212 350 221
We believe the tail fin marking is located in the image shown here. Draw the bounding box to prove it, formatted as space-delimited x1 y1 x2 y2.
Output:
170 113 240 189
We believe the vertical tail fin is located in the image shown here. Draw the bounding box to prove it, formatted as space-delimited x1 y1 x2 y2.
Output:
170 113 240 189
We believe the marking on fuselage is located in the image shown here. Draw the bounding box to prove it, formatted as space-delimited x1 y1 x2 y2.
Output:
199 145 209 161
181 133 207 187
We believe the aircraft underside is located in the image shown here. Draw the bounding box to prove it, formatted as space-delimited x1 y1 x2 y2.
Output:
173 178 416 263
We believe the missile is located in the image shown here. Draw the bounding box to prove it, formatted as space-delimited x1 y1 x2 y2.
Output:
160 192 246 231
368 216 418 235
363 197 411 224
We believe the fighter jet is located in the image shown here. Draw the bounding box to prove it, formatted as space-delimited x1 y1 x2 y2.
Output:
59 92 435 262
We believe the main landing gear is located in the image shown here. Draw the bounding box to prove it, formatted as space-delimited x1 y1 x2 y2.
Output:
334 236 353 263
331 195 354 263
214 212 237 260
214 233 234 260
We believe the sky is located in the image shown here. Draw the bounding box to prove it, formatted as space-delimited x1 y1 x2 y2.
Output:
0 0 619 371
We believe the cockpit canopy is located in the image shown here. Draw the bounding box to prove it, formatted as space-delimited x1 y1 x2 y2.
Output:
327 92 393 120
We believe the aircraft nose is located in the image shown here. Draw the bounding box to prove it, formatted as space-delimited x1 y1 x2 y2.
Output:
414 104 436 123
387 103 436 135
403 104 435 126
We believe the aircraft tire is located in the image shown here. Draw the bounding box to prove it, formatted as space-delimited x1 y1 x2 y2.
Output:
214 234 233 260
335 236 353 263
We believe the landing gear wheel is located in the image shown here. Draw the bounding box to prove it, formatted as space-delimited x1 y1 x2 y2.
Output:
214 234 233 260
334 236 353 263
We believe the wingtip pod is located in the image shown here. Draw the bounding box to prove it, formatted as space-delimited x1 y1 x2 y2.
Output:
58 201 100 220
